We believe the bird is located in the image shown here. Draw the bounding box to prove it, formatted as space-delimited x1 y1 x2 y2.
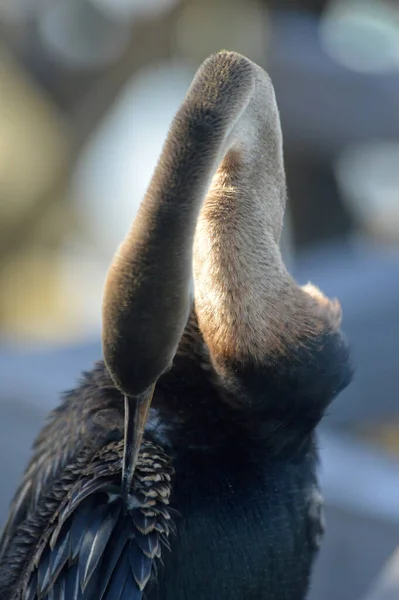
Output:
0 50 353 600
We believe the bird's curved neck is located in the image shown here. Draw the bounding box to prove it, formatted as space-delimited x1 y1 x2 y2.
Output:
101 52 277 396
102 50 348 418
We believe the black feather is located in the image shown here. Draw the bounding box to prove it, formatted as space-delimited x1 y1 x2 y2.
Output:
78 501 119 590
45 530 71 593
68 499 95 561
26 572 37 600
63 563 81 600
65 479 111 520
134 530 160 559
96 520 132 600
120 573 143 600
51 577 66 600
132 512 156 535
37 546 51 595
103 548 131 600
129 540 152 591
46 585 55 600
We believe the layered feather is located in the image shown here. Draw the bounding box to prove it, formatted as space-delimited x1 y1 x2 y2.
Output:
1 439 174 600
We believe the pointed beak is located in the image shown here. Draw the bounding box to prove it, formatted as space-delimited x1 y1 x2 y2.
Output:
122 385 155 503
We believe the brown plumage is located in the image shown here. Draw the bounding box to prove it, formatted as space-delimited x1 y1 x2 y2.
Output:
0 51 352 600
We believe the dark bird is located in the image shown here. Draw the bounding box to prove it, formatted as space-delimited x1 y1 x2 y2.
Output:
0 51 352 600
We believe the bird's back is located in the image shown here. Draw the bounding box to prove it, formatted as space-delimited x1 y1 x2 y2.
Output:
0 342 325 600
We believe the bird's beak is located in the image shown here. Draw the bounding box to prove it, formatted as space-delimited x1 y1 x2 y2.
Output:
122 385 155 503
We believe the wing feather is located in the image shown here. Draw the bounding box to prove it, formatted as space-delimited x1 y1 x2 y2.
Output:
0 363 121 561
0 439 175 600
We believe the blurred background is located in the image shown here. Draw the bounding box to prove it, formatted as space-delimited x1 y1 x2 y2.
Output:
0 0 398 598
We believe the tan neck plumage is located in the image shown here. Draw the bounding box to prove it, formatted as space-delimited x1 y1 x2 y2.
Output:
102 51 341 397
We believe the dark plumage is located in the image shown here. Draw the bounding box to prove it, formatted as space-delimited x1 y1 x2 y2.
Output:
0 51 352 599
